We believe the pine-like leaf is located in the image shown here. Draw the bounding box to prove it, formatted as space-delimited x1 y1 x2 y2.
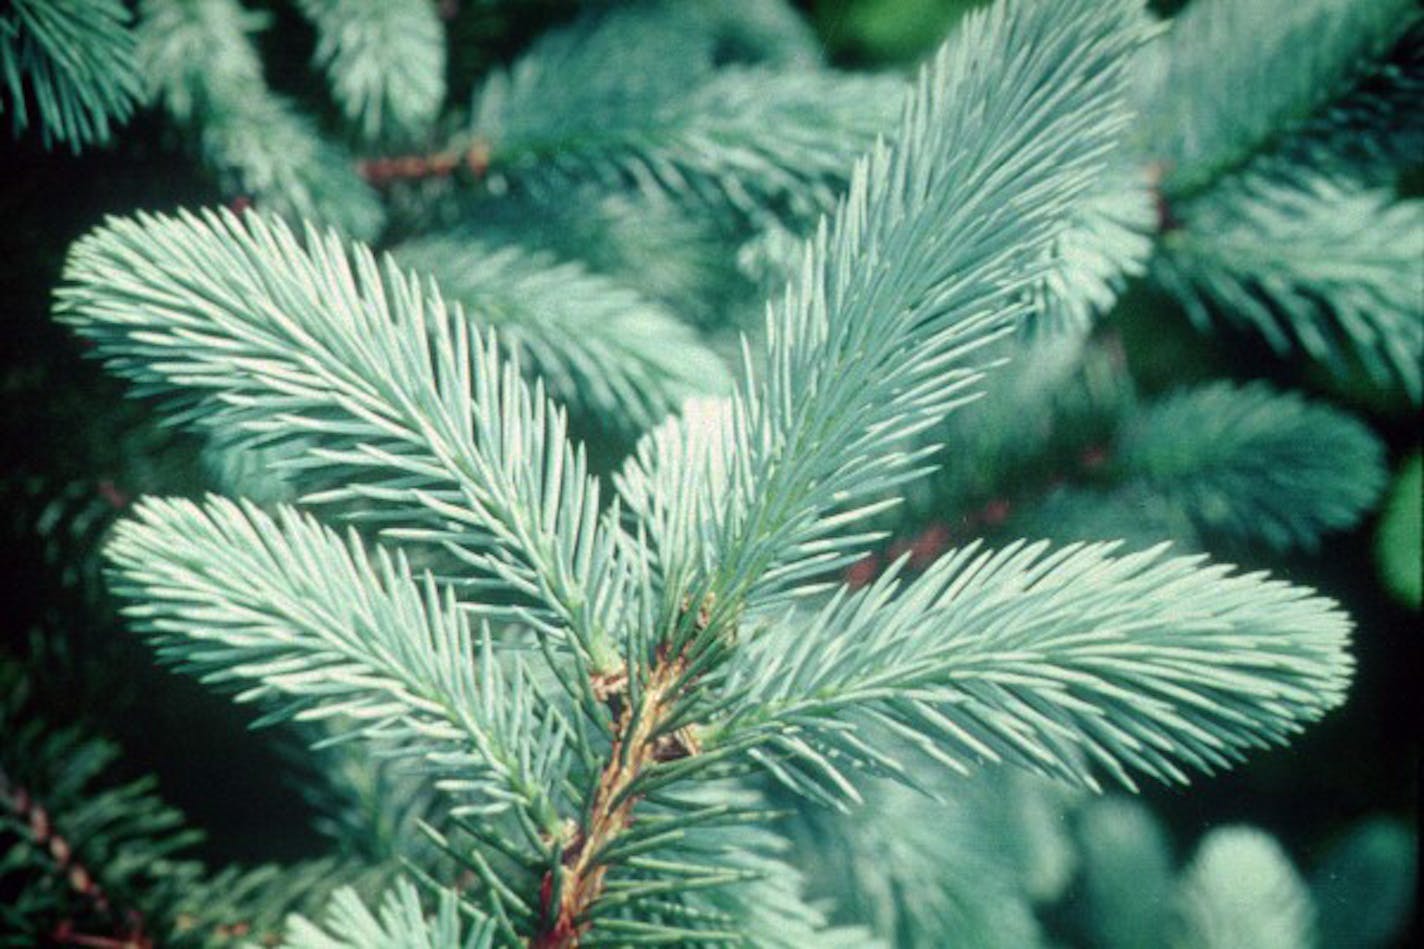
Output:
392 236 730 431
1173 827 1317 949
34 2 1389 941
786 772 1052 948
894 331 1128 538
620 0 1149 635
1154 168 1424 399
294 742 446 877
584 784 876 947
1136 0 1416 197
1017 485 1196 554
106 496 570 834
466 2 901 216
297 0 446 142
1075 798 1175 949
1 703 199 939
1281 20 1424 184
0 0 140 150
1115 382 1386 550
713 540 1352 795
1032 167 1156 334
282 880 497 949
136 0 383 238
434 189 747 332
157 858 363 947
0 673 347 945
57 208 631 663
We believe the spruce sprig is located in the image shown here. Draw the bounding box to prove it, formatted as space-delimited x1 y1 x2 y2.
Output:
54 1 1361 943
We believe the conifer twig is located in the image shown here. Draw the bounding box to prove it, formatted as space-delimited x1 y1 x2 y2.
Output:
536 647 692 948
358 141 490 185
0 764 149 948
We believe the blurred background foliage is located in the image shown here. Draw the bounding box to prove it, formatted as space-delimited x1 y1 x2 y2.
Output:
811 0 986 63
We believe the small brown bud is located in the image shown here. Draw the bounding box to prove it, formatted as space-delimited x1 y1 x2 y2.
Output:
590 669 628 703
651 725 702 762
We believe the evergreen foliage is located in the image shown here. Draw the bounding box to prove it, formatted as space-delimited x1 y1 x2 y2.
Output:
1033 168 1156 333
285 881 497 949
1173 826 1317 949
463 0 891 218
1112 381 1385 550
718 539 1349 797
1133 0 1411 196
135 0 384 238
1152 167 1423 399
784 764 1418 947
430 190 745 334
3 0 1415 944
784 769 1069 947
297 0 446 144
1071 799 1415 949
881 337 1387 560
615 0 1147 639
1134 0 1423 397
0 670 352 946
1 675 196 944
0 0 141 150
391 236 730 431
1074 797 1174 949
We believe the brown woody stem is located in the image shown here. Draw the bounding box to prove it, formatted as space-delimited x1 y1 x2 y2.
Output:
533 650 689 948
357 141 490 186
0 765 150 947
